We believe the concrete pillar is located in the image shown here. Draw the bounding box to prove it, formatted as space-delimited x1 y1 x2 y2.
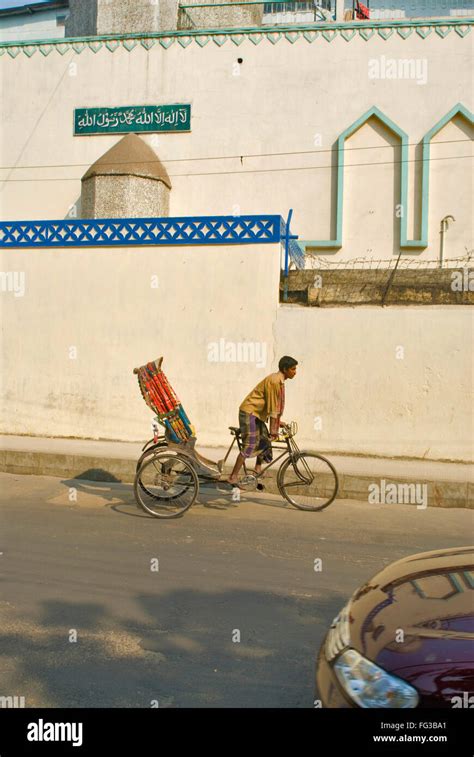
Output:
65 0 98 37
178 0 262 30
66 0 262 36
65 0 179 37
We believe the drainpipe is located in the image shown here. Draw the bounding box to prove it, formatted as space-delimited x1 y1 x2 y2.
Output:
439 215 455 268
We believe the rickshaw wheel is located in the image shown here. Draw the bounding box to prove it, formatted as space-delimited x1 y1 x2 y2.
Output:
134 451 199 519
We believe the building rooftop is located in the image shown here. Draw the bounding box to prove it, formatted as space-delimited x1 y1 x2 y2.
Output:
0 1 68 17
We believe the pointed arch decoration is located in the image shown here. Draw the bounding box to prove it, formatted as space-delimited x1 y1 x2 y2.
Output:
299 103 473 252
414 103 473 249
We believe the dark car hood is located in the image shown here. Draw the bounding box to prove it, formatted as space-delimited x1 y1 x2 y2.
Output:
346 547 474 704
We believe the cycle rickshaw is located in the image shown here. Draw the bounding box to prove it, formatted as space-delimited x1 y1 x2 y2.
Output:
133 358 338 519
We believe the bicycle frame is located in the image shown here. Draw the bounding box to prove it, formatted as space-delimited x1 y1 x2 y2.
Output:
221 426 305 480
139 424 312 486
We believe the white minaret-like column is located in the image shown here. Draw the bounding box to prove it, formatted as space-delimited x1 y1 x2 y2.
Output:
80 134 172 220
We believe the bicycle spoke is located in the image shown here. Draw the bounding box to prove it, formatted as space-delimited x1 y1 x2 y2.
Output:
285 478 313 488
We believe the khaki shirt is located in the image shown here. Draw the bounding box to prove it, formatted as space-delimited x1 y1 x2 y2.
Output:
240 372 285 422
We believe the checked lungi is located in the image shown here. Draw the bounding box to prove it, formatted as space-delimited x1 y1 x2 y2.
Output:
238 410 273 462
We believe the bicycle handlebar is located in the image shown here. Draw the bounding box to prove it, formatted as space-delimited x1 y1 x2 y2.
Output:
277 421 298 439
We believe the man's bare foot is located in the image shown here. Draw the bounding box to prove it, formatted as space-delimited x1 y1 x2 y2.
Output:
222 476 243 488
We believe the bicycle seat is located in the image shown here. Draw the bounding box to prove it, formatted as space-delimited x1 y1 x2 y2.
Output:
229 426 241 435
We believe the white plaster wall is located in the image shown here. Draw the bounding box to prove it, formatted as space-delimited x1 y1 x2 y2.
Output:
274 304 474 461
0 29 472 261
0 242 282 442
0 241 472 460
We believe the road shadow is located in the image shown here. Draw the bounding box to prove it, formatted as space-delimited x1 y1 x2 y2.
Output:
72 469 122 483
59 477 290 518
60 477 147 518
0 588 342 707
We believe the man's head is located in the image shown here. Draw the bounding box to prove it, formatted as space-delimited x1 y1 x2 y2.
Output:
279 356 298 379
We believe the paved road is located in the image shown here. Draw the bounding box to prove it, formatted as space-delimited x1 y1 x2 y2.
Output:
0 472 472 708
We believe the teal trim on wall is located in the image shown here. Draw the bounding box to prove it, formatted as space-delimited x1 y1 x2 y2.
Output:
0 17 472 55
299 103 473 252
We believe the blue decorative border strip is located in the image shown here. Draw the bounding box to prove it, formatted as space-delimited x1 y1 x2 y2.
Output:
0 214 284 249
0 18 472 56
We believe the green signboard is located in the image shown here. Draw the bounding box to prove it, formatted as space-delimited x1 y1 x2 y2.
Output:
74 104 191 135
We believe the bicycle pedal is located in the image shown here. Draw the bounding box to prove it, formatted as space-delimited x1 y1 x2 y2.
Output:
239 474 258 491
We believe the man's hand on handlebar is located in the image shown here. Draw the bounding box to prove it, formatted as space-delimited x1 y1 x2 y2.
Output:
269 422 280 440
270 421 288 440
